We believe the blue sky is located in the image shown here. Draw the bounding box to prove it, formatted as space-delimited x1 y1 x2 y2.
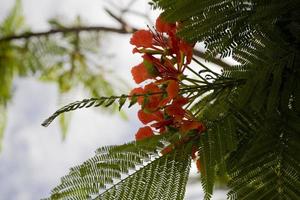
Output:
0 1 226 199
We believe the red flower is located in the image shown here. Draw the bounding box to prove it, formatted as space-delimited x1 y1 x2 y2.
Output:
130 87 145 105
172 97 189 107
164 97 188 120
143 83 163 111
142 56 158 77
179 41 194 64
191 146 198 159
138 109 163 124
180 120 204 133
151 119 173 130
161 145 173 155
145 54 179 79
155 16 176 34
135 126 154 141
166 80 179 99
165 104 186 120
130 30 153 48
196 159 201 173
131 63 151 84
129 15 205 144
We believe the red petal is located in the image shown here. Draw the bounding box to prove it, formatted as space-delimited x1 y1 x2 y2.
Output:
143 83 162 111
165 105 185 120
130 87 145 105
132 47 140 54
131 63 151 84
135 126 154 141
166 80 179 99
196 159 201 173
158 97 171 107
144 82 160 93
179 41 194 64
138 110 163 124
130 30 153 48
151 119 173 129
161 145 173 155
155 17 176 33
180 120 203 133
173 97 189 107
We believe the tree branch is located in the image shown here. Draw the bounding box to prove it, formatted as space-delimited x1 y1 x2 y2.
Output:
0 26 231 69
0 26 138 42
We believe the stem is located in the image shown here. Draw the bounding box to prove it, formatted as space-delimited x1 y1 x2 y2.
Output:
183 77 207 84
192 57 221 77
193 49 231 69
186 65 209 83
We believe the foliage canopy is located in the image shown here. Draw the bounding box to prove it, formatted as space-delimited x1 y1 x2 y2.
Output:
6 0 300 199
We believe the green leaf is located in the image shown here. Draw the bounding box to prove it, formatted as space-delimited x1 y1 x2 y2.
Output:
46 134 191 200
128 95 138 108
42 96 128 127
104 97 116 107
98 147 191 200
0 0 25 36
118 95 127 111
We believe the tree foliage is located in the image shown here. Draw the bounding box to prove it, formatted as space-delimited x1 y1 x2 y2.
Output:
19 0 300 199
149 0 300 199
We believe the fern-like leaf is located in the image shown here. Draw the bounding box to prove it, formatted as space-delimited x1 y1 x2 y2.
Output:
45 134 191 200
41 95 139 127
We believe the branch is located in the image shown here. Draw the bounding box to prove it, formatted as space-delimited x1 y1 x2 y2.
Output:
0 26 232 69
0 26 138 42
104 8 135 33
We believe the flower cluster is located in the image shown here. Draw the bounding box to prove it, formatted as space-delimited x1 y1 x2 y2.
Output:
129 16 205 147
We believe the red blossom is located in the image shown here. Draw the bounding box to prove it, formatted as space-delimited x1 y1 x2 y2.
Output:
129 15 206 157
165 104 186 120
143 83 163 111
155 16 176 34
161 145 173 155
179 41 194 64
151 119 173 129
166 80 179 99
138 109 163 124
131 63 151 84
130 87 145 105
135 126 154 141
196 159 201 173
130 30 153 48
180 120 204 133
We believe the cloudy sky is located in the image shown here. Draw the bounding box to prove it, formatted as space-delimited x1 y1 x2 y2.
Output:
0 1 226 199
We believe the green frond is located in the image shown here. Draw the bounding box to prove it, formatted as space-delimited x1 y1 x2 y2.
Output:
227 119 300 200
46 134 192 200
98 146 191 200
41 93 143 127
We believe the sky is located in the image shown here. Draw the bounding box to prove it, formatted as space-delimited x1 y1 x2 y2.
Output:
0 0 227 199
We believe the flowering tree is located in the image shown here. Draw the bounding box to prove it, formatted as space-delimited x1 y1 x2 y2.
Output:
44 0 300 199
